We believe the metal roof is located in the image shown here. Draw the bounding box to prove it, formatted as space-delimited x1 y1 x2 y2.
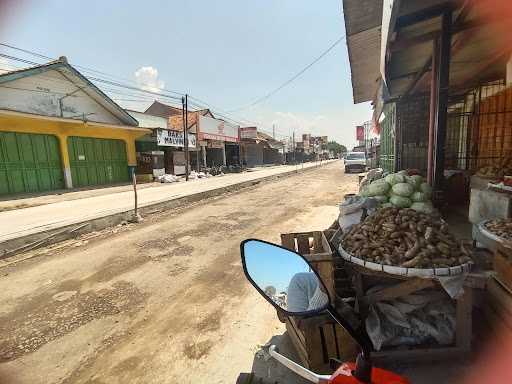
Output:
342 0 383 103
383 0 511 99
127 110 167 129
345 0 512 106
0 58 139 126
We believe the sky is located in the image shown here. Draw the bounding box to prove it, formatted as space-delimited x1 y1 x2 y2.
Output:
243 240 311 294
0 0 372 149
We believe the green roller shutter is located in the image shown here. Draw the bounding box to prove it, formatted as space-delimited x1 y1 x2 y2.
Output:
67 136 129 187
0 131 64 195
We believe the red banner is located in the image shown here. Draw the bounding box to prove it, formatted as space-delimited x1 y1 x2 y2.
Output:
356 125 364 141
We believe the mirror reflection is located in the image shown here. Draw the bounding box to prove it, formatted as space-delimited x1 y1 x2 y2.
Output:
243 240 329 314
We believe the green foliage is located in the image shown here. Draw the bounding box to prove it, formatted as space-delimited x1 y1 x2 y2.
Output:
327 141 347 155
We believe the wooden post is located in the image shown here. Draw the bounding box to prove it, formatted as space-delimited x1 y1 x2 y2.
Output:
132 171 138 216
130 171 142 223
433 10 452 201
427 38 439 185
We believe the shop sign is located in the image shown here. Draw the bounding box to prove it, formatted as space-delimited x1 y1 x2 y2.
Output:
239 127 257 139
157 129 196 148
356 125 365 141
199 115 239 142
207 140 224 149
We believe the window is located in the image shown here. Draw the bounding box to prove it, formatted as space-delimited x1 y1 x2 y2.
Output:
346 152 365 160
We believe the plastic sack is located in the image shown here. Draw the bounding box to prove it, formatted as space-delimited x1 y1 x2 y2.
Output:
365 289 456 351
159 174 178 183
339 196 379 231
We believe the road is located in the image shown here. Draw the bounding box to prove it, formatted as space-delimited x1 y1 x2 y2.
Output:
0 162 358 384
0 161 334 244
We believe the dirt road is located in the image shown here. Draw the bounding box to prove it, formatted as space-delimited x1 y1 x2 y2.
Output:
0 162 358 384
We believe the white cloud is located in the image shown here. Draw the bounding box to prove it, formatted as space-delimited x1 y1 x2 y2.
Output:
250 103 373 149
134 66 165 93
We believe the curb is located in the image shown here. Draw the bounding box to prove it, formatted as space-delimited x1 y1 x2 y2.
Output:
1 161 335 258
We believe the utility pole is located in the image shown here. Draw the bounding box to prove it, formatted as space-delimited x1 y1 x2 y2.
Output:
292 131 296 165
182 95 189 181
272 124 275 139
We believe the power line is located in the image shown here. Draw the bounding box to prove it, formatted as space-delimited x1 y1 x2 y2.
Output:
0 44 289 138
227 35 345 112
0 42 291 135
0 42 185 96
0 52 183 102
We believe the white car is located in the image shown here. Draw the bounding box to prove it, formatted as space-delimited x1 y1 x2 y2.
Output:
344 152 367 173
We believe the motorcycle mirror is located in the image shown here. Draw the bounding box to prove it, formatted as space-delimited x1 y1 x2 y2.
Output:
240 239 330 316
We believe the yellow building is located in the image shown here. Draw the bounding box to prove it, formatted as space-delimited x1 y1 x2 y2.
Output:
0 57 149 195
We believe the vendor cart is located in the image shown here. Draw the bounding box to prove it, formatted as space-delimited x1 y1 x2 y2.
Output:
342 261 479 363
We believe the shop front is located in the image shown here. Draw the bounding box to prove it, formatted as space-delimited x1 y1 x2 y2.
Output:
156 128 197 175
132 110 197 178
197 115 239 167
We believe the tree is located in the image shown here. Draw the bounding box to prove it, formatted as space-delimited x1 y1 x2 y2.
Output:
264 285 276 297
326 141 347 155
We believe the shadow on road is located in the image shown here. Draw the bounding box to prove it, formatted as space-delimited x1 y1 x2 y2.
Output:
237 331 311 384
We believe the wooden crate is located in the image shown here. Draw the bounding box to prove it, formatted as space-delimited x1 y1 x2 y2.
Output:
483 278 512 333
280 231 334 300
494 243 512 291
281 231 355 373
346 263 474 363
285 314 358 374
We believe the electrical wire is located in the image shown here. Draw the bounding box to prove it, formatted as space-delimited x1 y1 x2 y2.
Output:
0 43 290 134
227 35 345 112
0 42 185 96
0 44 290 138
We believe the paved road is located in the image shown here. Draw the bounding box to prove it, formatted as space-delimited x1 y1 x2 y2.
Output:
0 162 357 384
0 160 336 243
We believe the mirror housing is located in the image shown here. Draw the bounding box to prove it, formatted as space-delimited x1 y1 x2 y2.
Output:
240 239 331 317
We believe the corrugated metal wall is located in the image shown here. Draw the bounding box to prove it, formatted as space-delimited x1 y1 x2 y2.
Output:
242 143 267 167
445 79 509 173
379 103 396 173
396 94 430 174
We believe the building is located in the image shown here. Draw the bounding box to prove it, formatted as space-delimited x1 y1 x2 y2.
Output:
239 127 283 167
128 110 197 177
0 57 149 195
343 0 512 202
196 114 240 167
145 101 240 169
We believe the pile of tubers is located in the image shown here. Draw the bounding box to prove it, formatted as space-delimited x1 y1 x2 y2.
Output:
341 207 472 268
484 219 512 241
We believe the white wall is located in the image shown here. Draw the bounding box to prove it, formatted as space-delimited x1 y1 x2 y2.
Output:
0 69 122 125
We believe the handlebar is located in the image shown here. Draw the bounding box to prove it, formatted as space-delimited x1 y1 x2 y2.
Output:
268 345 330 384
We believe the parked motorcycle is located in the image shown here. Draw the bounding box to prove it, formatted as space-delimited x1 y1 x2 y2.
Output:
240 239 410 384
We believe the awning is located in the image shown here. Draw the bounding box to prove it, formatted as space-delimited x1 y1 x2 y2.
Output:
382 0 512 99
342 0 383 103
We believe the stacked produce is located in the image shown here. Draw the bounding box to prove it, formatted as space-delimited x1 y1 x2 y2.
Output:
484 219 512 241
341 207 472 268
359 171 434 213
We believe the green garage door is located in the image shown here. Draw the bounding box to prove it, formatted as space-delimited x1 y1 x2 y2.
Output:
0 131 64 195
67 136 129 187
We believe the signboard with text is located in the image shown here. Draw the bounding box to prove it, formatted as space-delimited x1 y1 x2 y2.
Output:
156 129 196 148
356 125 364 141
239 127 257 139
199 115 239 142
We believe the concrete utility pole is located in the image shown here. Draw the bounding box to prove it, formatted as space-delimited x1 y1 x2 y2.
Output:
272 124 275 139
182 95 189 181
292 131 296 165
